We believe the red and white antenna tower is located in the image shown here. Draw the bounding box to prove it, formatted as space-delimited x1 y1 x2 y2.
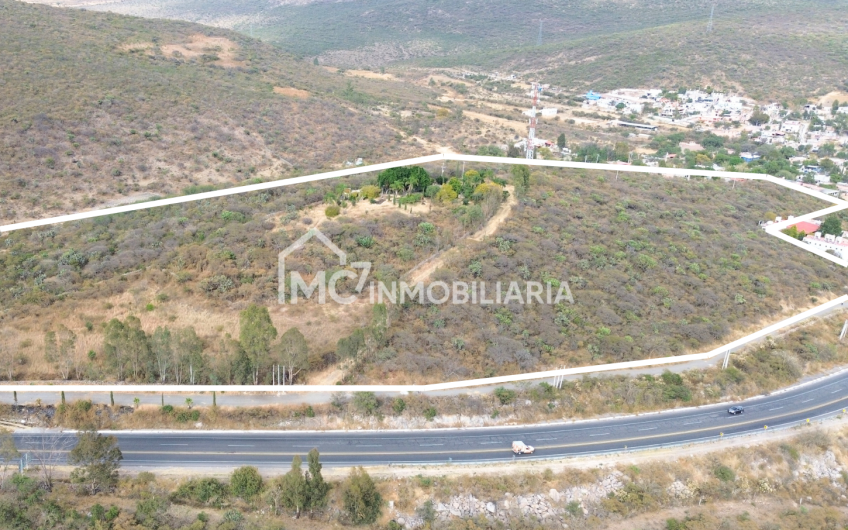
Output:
526 82 542 159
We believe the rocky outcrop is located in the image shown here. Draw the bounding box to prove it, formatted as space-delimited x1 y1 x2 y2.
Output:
795 450 845 486
396 471 626 528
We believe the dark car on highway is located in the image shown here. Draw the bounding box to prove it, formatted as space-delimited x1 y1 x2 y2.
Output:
728 406 744 415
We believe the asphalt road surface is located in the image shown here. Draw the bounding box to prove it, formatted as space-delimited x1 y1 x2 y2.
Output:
14 370 848 470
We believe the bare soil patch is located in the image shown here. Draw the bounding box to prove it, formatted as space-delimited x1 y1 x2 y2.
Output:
119 42 155 52
464 110 525 133
344 69 397 81
160 34 245 68
273 86 309 98
287 196 431 232
816 90 848 106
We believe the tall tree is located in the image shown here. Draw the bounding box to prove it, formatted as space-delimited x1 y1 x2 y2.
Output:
149 327 172 383
172 327 205 384
557 133 566 149
511 164 531 194
24 430 72 491
279 455 307 517
342 467 382 525
44 325 77 380
0 428 20 485
239 305 277 384
103 317 149 381
305 448 330 515
276 327 309 385
369 304 388 350
68 430 123 495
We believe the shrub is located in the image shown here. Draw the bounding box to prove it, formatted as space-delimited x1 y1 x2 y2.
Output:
230 466 263 500
392 398 406 414
666 519 683 530
660 371 683 386
172 478 228 507
423 407 437 421
325 205 340 218
714 465 735 482
494 387 516 405
416 500 436 523
435 186 458 203
781 444 800 461
59 249 88 268
355 235 374 248
352 392 379 415
161 405 174 414
662 385 692 402
360 185 381 199
398 193 423 205
175 409 201 423
220 210 247 223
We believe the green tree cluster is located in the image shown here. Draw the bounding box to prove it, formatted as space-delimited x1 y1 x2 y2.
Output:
343 467 382 524
377 166 432 194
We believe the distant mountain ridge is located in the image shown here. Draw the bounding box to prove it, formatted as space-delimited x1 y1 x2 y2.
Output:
0 0 425 223
24 0 848 99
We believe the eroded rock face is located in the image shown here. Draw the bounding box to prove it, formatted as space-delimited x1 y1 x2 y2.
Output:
667 480 696 500
414 471 625 527
795 450 845 485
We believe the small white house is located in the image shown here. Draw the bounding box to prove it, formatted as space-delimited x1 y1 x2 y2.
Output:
803 232 848 258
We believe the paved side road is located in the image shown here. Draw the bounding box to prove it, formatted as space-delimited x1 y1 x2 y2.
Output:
13 368 848 470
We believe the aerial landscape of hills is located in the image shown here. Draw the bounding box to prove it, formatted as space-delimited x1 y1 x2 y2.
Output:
3 1 848 529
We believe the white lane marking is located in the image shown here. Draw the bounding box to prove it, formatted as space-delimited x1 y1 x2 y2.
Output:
479 441 500 445
589 433 609 437
357 445 382 447
160 444 188 446
227 445 254 447
802 399 814 403
683 421 701 425
769 407 783 411
292 445 319 448
420 443 444 446
832 389 841 394
535 438 556 441
638 427 657 431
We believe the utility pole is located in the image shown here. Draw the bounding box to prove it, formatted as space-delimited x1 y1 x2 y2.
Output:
707 4 715 33
526 82 541 160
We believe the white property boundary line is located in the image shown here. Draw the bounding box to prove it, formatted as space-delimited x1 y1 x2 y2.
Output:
1 154 846 393
2 295 845 394
1 153 846 232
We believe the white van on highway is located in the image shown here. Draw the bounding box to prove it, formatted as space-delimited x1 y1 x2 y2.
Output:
512 441 535 455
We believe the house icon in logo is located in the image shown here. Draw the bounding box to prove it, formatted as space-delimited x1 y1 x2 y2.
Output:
278 228 370 304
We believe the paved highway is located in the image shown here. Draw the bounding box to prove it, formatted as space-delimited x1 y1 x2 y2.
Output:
13 370 848 469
